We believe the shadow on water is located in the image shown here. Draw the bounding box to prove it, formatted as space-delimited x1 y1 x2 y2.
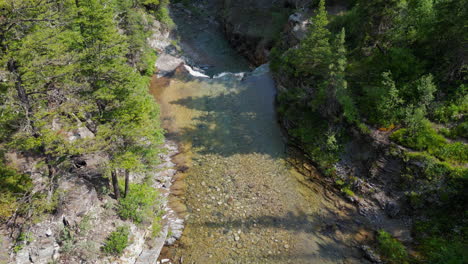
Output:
169 3 251 75
197 206 362 236
167 69 285 158
192 207 369 263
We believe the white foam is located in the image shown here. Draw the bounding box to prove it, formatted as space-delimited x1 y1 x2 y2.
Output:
213 71 245 80
183 64 209 78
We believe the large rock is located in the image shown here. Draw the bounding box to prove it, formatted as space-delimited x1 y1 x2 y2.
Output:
156 54 184 75
360 245 382 263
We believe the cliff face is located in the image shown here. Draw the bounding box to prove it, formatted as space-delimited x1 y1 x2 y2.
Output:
219 0 348 65
219 0 307 65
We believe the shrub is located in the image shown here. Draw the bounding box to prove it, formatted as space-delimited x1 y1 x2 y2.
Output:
391 123 445 151
59 226 75 253
341 186 355 197
155 6 174 28
432 89 467 124
434 142 468 164
0 162 32 222
117 183 159 224
151 215 163 237
102 226 129 256
421 238 468 264
13 231 33 253
392 121 468 164
377 230 409 264
440 121 468 140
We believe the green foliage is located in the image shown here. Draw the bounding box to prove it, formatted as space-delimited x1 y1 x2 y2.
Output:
292 0 331 77
151 214 163 237
340 186 355 197
59 225 75 253
377 230 409 264
365 72 404 126
391 122 445 151
441 121 468 140
78 214 93 236
117 183 160 224
13 231 33 253
421 238 468 264
414 201 468 264
154 0 174 28
432 87 467 124
332 28 358 123
102 226 129 256
0 161 32 222
391 122 468 164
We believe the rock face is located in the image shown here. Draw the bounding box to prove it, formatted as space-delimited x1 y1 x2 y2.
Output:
219 0 349 65
220 0 305 65
360 245 382 263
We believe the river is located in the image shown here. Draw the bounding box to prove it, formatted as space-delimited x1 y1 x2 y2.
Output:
150 3 368 264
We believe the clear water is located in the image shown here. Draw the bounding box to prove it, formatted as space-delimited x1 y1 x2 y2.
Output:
149 4 365 263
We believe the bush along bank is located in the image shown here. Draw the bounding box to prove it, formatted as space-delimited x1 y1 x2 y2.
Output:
269 0 467 263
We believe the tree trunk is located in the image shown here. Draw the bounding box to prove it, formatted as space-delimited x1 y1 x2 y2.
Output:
8 59 35 134
111 170 120 200
124 170 130 198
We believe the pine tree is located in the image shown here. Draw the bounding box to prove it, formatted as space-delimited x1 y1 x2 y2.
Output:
294 0 331 77
376 71 403 126
74 0 163 199
329 28 357 123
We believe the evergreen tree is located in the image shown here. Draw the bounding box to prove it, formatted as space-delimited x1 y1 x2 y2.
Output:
327 28 357 123
294 0 331 77
74 0 163 199
375 71 403 126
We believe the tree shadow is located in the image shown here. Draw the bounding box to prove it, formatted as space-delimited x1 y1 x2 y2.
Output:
193 207 371 263
168 69 285 158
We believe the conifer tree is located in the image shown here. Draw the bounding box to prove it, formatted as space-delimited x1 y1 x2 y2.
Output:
295 0 331 77
74 0 163 199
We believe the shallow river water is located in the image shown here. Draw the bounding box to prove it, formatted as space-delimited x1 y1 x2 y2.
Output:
150 4 368 264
